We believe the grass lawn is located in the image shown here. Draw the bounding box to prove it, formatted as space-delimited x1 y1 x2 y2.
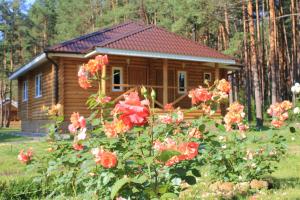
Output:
0 128 29 143
0 124 299 199
0 128 48 182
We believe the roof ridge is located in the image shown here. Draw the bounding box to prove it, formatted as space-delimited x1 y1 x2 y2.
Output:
153 26 234 59
46 21 136 52
98 25 154 48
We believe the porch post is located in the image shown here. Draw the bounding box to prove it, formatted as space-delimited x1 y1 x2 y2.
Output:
215 63 220 80
228 73 234 104
163 59 168 105
101 64 106 95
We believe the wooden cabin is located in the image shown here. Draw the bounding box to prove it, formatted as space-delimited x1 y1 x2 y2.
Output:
9 21 239 133
0 99 20 128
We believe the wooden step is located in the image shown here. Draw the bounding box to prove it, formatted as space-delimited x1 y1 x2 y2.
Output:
152 109 222 119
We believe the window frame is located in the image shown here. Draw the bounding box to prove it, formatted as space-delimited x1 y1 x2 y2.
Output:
22 80 28 102
35 73 42 98
177 71 187 94
203 72 212 83
112 67 123 92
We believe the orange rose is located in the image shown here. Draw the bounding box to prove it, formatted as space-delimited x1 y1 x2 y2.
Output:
100 151 118 168
217 79 231 93
271 119 284 128
188 86 212 104
18 148 33 164
73 143 84 151
91 147 118 168
280 100 292 111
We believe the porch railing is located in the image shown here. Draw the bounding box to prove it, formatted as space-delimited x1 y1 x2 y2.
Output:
111 84 192 108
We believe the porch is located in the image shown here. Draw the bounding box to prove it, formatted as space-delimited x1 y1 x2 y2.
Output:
101 56 226 109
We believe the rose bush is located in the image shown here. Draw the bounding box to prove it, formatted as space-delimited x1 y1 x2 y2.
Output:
19 55 289 199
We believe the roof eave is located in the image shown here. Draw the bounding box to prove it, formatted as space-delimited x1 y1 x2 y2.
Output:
87 47 237 67
9 53 48 80
9 52 87 80
9 47 239 80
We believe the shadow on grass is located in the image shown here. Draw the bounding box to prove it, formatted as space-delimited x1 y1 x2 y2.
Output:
268 177 300 189
0 133 28 143
249 125 271 132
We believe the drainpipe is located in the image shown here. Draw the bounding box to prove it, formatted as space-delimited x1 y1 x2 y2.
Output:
45 53 59 104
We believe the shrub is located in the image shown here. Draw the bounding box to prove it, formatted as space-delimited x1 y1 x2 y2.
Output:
0 179 46 200
16 55 290 199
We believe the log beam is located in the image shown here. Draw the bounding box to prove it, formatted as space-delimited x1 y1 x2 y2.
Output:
101 64 106 95
163 59 168 105
215 63 220 81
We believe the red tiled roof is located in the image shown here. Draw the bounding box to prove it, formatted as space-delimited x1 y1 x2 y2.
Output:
46 21 233 60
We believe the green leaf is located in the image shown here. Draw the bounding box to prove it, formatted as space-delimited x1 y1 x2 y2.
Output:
91 118 101 126
123 152 133 160
290 127 296 133
158 184 169 194
131 175 148 184
157 150 181 162
132 126 145 132
110 177 130 199
171 168 186 176
191 169 201 177
198 124 206 132
215 123 226 132
184 176 197 185
144 157 154 165
160 193 178 200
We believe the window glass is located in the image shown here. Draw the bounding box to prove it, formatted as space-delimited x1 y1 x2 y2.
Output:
35 74 42 97
112 68 123 91
23 80 28 101
178 71 187 93
204 72 212 82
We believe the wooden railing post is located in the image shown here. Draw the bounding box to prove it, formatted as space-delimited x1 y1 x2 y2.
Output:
163 59 168 105
215 63 220 81
101 65 106 95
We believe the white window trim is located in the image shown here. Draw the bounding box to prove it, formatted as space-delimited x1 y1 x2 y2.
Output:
177 71 187 94
35 73 42 98
204 72 212 82
22 80 28 102
112 67 123 92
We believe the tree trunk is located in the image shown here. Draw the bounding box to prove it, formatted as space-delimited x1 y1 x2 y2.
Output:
248 0 263 127
5 48 13 128
291 0 298 82
139 0 148 24
242 0 252 122
269 0 277 104
224 4 230 49
278 0 289 100
256 0 264 111
0 80 3 128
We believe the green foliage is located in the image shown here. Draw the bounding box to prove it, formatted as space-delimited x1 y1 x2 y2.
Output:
202 123 287 182
0 178 46 200
223 32 243 58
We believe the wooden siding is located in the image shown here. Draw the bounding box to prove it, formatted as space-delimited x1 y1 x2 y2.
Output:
60 57 97 118
18 62 54 121
59 55 226 120
18 55 228 126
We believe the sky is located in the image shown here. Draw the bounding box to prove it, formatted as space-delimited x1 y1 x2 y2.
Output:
0 0 35 40
23 0 35 12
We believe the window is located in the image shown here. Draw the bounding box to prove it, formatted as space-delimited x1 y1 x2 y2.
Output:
23 80 28 101
204 72 212 82
178 71 187 93
112 67 123 91
35 74 42 98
